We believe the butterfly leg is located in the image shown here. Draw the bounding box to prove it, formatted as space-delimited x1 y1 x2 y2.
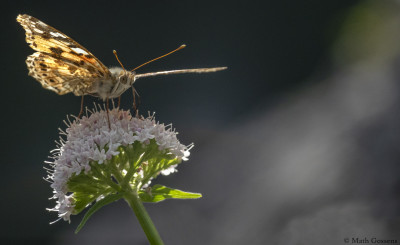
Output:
78 95 85 118
106 98 111 130
117 96 121 108
132 87 140 114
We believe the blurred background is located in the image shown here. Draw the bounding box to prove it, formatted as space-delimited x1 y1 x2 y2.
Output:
2 0 400 244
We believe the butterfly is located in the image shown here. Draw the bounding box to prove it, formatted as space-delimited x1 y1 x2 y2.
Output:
17 14 227 114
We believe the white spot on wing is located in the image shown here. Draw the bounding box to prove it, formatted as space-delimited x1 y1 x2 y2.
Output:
50 31 67 38
71 47 89 55
33 28 44 34
37 21 47 27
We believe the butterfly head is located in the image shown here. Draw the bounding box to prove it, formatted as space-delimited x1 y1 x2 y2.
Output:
87 67 136 100
108 67 136 98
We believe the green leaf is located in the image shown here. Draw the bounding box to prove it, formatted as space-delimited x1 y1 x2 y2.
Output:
75 193 123 234
138 185 202 203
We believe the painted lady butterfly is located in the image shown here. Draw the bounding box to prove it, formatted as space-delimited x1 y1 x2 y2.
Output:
17 14 226 101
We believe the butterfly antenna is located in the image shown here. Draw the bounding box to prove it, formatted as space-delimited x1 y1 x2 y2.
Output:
131 44 186 71
113 50 126 72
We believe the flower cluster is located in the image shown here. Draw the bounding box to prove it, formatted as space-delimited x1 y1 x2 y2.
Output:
46 107 192 222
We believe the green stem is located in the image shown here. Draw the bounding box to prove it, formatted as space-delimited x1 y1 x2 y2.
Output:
123 189 164 245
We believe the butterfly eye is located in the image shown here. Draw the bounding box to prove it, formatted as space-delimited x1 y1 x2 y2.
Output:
120 76 127 83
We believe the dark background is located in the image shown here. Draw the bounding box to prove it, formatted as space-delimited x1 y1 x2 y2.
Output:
2 0 400 244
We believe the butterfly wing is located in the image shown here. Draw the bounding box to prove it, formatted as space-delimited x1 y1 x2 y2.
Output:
26 52 102 95
17 14 111 95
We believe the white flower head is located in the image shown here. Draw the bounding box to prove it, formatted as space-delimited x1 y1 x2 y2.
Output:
46 107 192 222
